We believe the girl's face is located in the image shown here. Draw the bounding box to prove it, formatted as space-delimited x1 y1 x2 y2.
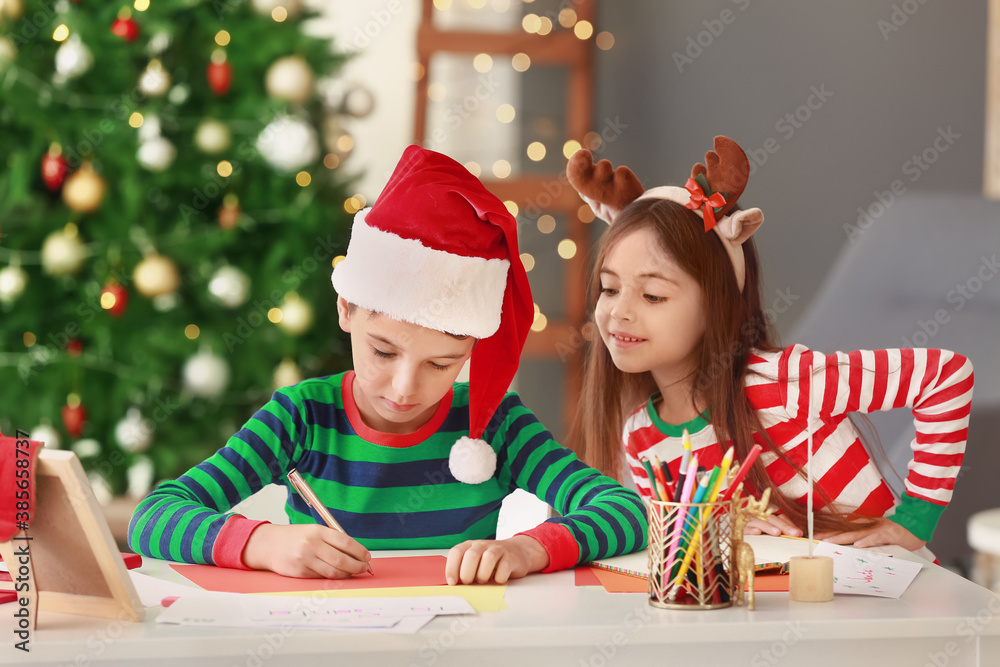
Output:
595 226 707 387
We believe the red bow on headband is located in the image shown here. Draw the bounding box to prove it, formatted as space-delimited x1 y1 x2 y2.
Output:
684 177 727 232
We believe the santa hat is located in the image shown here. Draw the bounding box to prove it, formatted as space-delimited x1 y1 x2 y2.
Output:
332 145 532 484
567 136 764 291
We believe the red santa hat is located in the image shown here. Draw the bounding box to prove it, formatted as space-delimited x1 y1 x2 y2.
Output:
332 145 533 484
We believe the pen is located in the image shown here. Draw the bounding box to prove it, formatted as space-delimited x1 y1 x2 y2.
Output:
720 444 763 502
673 429 693 502
287 468 374 575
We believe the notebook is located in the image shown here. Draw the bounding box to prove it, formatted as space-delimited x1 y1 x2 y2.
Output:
587 534 816 580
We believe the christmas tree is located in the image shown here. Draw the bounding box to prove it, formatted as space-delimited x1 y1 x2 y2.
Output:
0 0 368 498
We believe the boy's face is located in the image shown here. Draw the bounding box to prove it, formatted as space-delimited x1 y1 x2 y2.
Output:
337 297 475 434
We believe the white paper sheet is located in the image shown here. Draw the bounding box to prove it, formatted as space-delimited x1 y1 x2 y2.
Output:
129 570 214 607
813 541 923 598
156 592 475 633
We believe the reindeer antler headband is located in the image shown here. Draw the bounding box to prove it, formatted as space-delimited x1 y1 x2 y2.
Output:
567 136 764 291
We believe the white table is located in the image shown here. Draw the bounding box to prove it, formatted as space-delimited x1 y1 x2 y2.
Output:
4 550 1000 666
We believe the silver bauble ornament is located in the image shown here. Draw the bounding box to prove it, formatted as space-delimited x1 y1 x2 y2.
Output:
115 407 153 453
137 136 176 172
30 424 61 450
256 116 319 172
208 265 250 308
55 34 93 79
183 350 230 398
139 58 171 97
133 254 180 297
277 293 314 335
0 264 27 303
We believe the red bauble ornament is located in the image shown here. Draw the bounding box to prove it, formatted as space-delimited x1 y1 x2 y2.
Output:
100 280 128 317
218 195 241 229
207 49 232 96
67 340 83 357
62 396 87 438
111 16 139 42
41 145 69 191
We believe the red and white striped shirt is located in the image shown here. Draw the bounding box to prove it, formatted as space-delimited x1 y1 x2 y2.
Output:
623 344 974 541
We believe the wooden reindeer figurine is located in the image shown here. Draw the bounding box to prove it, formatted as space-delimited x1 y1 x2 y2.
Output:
730 485 774 611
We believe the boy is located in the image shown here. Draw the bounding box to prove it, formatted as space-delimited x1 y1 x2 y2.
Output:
128 146 647 584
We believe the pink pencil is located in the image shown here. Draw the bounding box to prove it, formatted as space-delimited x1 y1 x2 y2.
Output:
662 454 700 581
720 444 763 501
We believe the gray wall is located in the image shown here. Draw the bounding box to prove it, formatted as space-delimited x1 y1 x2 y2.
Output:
592 0 987 337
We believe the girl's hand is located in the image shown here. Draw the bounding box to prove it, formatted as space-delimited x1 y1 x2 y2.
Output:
242 523 372 579
445 535 550 585
743 514 803 538
815 517 926 551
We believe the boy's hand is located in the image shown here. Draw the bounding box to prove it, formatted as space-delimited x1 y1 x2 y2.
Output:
815 517 926 551
242 523 372 579
445 535 549 585
743 514 802 538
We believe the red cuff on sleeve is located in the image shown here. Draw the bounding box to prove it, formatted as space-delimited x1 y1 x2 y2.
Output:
212 515 270 569
517 522 580 573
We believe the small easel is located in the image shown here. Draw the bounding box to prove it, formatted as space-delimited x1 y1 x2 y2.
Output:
0 449 144 629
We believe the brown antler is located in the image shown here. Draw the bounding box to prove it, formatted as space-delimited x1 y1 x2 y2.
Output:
567 149 645 222
690 136 750 218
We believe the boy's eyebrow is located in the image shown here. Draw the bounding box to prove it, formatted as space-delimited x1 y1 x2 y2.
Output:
367 333 468 359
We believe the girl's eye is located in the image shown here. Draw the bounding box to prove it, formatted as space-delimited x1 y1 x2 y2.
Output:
644 295 665 303
372 348 394 359
599 287 618 296
429 362 452 371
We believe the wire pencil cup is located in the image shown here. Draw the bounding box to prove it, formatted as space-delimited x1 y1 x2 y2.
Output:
647 498 735 609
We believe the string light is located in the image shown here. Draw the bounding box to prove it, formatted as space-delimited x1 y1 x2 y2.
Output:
134 0 150 10
354 193 367 207
558 9 577 27
23 332 36 347
324 153 341 169
504 200 519 216
578 204 595 223
52 24 69 41
563 140 582 159
531 311 548 332
584 131 602 150
267 308 283 323
537 17 553 35
512 53 531 72
336 134 355 153
526 142 546 161
128 112 144 128
411 63 426 81
215 30 231 46
537 215 556 234
332 255 346 268
295 171 311 187
496 104 516 123
522 14 541 33
473 53 493 73
272 7 288 22
596 31 615 50
492 159 511 179
557 239 577 259
427 82 446 102
574 20 594 40
520 253 535 271
217 160 233 177
184 324 200 340
433 0 452 10
100 291 117 310
464 161 481 177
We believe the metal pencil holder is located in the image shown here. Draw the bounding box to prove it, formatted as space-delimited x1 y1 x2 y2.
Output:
647 498 736 610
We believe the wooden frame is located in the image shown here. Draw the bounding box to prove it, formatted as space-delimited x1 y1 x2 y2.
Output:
0 449 144 628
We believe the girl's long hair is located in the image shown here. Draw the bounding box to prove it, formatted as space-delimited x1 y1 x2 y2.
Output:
568 197 872 533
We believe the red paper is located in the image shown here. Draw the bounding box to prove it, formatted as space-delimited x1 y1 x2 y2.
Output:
574 566 603 587
171 555 448 594
0 591 16 605
592 568 647 593
749 573 789 592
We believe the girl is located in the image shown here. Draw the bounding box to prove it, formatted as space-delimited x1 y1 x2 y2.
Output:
567 136 973 552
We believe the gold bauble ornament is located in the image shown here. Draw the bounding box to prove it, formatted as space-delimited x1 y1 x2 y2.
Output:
139 58 171 97
62 163 106 214
133 254 180 297
276 292 313 335
265 55 314 104
0 0 24 22
273 357 303 389
194 119 232 154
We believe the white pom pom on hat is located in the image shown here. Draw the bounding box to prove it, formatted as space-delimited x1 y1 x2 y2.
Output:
448 436 498 485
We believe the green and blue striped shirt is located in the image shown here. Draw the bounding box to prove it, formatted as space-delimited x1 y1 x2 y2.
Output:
128 371 647 570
